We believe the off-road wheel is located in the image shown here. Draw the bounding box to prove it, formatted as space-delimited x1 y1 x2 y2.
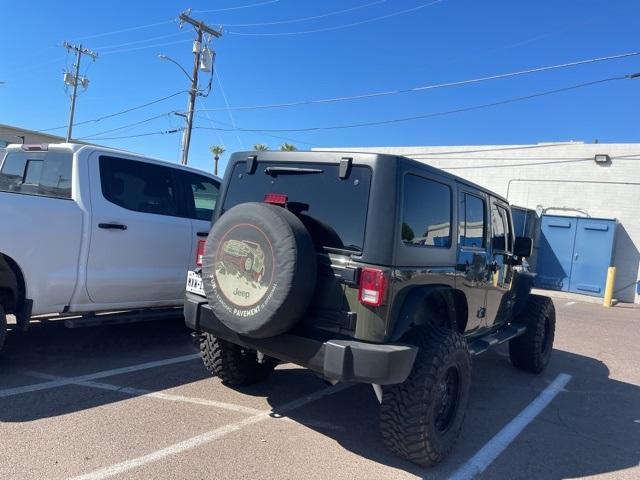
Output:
509 294 555 373
0 305 7 353
200 333 278 386
380 327 472 467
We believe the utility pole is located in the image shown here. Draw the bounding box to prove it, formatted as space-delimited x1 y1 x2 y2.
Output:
62 42 97 142
178 10 222 165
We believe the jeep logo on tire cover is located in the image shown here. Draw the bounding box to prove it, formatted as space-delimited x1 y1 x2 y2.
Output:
212 224 275 310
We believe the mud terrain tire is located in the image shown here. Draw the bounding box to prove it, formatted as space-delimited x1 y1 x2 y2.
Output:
380 327 472 466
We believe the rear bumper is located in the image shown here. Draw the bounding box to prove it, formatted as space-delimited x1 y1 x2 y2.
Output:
184 293 417 385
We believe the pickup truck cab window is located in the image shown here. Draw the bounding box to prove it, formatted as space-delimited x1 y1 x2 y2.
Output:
99 155 179 217
183 172 219 221
0 151 72 199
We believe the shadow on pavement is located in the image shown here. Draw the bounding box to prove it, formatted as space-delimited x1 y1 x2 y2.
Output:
231 347 640 479
0 318 210 422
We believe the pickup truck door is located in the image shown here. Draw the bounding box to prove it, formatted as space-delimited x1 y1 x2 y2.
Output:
86 154 192 307
485 199 516 326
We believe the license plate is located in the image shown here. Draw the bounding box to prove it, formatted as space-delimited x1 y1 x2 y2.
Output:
186 270 205 296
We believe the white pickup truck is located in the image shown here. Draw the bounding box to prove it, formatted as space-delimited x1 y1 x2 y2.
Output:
0 143 220 352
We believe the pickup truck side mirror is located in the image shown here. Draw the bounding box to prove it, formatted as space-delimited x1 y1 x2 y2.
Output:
514 236 533 258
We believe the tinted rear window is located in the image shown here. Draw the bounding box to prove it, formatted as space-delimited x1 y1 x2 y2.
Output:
0 151 72 199
222 161 372 252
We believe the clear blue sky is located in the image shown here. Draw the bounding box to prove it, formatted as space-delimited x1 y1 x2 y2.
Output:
2 0 639 174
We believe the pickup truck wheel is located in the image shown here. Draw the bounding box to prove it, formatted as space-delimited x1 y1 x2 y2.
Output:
200 333 278 386
509 294 555 373
201 202 316 339
380 327 471 467
0 305 7 352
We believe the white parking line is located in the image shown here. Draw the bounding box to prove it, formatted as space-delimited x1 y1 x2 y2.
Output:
26 371 264 416
449 373 572 480
66 383 353 480
0 354 199 399
565 301 576 307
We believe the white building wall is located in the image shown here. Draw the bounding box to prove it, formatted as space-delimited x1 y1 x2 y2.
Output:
316 143 640 303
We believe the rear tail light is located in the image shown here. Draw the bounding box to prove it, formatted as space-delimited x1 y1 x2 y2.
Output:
358 268 387 307
264 192 288 206
196 239 206 267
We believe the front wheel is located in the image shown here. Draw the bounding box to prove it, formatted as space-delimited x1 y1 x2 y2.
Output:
0 305 7 353
200 333 278 386
509 294 555 373
380 327 472 467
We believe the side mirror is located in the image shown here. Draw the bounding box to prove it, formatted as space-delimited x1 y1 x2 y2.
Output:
514 236 533 258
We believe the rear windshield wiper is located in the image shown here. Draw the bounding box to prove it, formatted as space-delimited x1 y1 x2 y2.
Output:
264 166 324 176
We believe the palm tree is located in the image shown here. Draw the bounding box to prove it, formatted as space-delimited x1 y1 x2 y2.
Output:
253 143 269 151
209 145 225 176
280 143 297 151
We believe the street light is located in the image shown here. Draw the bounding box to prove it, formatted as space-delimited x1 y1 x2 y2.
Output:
158 54 193 82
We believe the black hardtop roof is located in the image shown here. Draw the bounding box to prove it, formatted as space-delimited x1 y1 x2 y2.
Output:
229 150 509 204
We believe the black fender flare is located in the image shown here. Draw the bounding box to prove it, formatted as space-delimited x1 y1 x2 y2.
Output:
390 285 463 341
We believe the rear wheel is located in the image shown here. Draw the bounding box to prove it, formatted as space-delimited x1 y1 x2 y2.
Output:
200 333 278 386
380 327 472 466
509 294 555 373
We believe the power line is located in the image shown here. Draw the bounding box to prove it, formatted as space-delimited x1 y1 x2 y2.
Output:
193 113 322 147
94 31 189 51
87 128 184 141
100 38 192 56
78 112 176 140
195 73 635 133
227 0 445 36
70 20 176 42
193 0 280 14
199 51 640 112
37 90 186 132
224 0 385 27
68 1 279 44
214 70 244 149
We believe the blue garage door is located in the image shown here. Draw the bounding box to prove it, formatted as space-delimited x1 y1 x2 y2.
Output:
535 216 577 291
570 219 616 296
534 215 616 297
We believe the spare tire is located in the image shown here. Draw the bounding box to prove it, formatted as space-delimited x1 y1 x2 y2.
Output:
201 202 317 338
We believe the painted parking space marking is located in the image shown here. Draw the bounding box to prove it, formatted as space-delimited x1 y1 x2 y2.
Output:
0 354 199 399
448 373 572 480
565 301 576 306
66 383 354 480
26 371 264 415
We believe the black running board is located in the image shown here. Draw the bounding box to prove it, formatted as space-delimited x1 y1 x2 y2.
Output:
467 324 527 355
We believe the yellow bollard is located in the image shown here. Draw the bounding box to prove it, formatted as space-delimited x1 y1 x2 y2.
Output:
603 266 616 307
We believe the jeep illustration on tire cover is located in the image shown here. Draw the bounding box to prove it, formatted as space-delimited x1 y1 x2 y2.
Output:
215 229 272 309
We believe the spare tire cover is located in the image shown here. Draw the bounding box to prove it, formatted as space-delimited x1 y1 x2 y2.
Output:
201 202 317 338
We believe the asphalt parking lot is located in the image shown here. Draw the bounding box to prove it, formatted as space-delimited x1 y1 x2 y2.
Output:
1 299 639 480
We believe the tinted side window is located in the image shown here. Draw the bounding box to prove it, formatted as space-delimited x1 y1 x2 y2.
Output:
498 205 513 251
0 151 72 199
490 203 509 252
459 193 486 248
184 172 219 221
402 174 452 248
99 156 179 217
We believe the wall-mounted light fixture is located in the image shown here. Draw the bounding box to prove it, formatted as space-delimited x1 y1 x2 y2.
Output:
594 154 611 164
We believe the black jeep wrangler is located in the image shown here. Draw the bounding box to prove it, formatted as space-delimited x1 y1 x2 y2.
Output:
184 151 555 466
